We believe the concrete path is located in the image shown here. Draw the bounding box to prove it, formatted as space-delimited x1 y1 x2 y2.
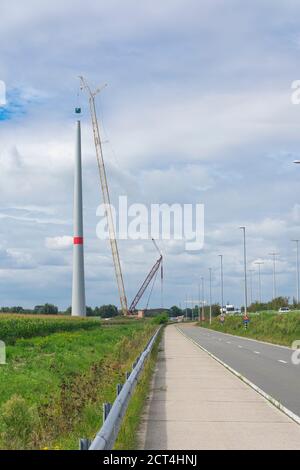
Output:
138 325 300 450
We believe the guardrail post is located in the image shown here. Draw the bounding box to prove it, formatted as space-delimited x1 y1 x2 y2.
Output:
79 438 91 450
88 326 161 450
103 402 112 422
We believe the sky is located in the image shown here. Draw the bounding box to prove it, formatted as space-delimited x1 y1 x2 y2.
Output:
1 0 300 310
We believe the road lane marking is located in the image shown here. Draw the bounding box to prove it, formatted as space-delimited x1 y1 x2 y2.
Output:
278 360 287 364
177 326 300 426
254 351 260 354
238 345 243 348
226 341 231 344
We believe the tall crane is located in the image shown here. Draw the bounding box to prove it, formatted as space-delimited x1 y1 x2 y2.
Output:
79 77 128 315
80 77 164 315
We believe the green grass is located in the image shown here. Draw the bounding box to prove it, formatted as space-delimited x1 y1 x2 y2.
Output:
0 317 156 450
199 312 300 346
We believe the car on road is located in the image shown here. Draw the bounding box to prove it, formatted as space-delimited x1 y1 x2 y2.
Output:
278 307 290 313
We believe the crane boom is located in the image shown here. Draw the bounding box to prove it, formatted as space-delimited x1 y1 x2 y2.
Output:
129 255 163 313
79 77 128 315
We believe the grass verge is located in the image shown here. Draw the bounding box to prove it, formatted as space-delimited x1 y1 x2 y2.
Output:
199 312 300 346
0 320 156 450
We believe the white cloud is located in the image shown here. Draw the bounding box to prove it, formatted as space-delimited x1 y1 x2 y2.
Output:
45 236 73 250
2 0 300 308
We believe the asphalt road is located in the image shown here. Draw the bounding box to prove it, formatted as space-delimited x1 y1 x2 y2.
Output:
179 325 300 417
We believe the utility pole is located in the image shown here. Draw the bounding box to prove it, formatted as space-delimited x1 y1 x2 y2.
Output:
198 283 201 322
71 112 86 317
249 269 254 306
209 268 212 325
292 240 300 304
255 261 264 303
185 295 188 321
218 254 224 313
201 276 205 321
240 227 248 316
269 252 279 300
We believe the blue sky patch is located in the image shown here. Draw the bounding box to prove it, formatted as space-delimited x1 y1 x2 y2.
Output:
0 88 34 121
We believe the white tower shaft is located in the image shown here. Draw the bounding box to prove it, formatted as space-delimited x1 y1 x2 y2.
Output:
71 120 86 317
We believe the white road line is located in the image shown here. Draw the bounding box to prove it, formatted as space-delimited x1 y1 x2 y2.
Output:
278 360 287 364
177 327 300 427
238 345 243 348
254 351 260 354
226 341 231 344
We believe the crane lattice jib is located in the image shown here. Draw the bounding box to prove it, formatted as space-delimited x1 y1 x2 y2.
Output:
80 77 128 315
129 255 162 313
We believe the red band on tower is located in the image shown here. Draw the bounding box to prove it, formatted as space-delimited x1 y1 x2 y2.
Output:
74 237 83 245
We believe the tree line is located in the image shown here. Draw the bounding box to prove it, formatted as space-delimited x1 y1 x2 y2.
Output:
0 304 119 317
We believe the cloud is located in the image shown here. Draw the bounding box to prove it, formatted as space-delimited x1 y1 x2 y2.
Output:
45 236 73 250
2 1 300 308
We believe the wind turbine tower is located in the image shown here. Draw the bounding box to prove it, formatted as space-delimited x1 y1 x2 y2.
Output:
71 107 86 317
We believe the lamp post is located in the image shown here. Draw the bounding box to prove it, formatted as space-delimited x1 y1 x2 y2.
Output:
269 252 279 300
201 276 205 321
255 261 264 303
198 284 201 322
292 240 300 304
218 254 224 313
239 227 248 316
249 269 254 306
209 268 212 325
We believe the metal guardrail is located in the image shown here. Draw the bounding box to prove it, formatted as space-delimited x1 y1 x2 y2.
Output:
80 326 162 450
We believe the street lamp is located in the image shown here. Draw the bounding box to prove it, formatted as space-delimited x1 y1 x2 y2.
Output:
201 276 205 321
292 240 300 304
240 226 248 316
198 283 201 322
254 261 264 303
249 269 254 306
209 268 212 325
269 252 279 300
218 254 224 313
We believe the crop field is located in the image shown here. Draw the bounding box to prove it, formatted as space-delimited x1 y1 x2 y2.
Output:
0 315 156 450
200 312 300 346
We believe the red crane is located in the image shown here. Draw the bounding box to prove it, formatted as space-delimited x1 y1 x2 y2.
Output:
129 239 163 313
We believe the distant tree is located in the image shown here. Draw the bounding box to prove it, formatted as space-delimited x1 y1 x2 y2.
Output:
11 306 24 313
63 306 93 316
270 297 289 311
169 305 182 317
86 306 95 317
34 304 58 315
97 304 118 318
207 304 221 317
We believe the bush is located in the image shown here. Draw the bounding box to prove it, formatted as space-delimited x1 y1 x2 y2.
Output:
0 395 40 449
152 313 168 325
